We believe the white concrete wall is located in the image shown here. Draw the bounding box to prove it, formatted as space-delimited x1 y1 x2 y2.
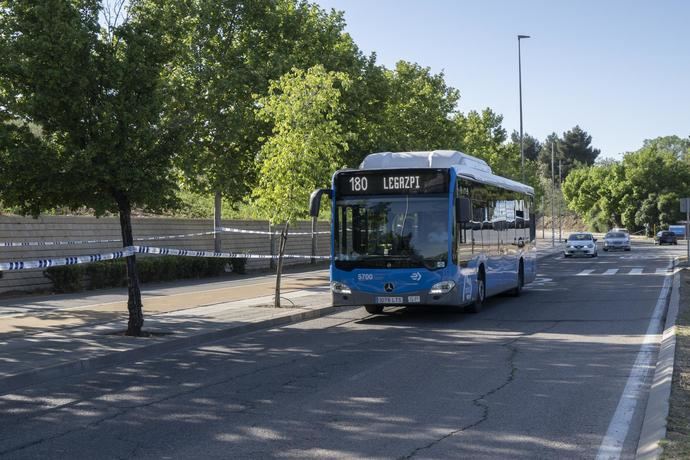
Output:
0 216 330 294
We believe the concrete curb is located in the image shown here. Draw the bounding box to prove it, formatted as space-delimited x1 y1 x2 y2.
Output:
0 303 347 395
636 265 681 459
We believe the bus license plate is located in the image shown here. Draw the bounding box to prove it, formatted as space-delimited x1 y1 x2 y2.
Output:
376 296 403 304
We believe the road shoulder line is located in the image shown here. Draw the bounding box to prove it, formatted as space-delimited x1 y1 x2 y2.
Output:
636 268 681 459
596 258 673 460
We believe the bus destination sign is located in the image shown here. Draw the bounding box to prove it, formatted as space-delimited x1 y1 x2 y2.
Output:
336 170 449 196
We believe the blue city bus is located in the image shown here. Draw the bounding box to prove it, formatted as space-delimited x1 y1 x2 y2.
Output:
309 150 536 314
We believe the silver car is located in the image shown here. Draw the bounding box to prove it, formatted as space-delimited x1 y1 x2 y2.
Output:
564 232 598 258
603 231 631 251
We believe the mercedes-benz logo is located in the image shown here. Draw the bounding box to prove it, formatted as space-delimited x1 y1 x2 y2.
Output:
384 282 394 292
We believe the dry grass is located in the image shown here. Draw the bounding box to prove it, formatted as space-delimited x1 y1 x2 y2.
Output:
661 266 690 459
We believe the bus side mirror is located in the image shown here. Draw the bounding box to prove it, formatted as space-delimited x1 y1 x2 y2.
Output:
456 197 471 223
309 188 333 217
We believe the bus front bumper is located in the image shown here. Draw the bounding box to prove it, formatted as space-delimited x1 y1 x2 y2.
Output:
332 287 466 308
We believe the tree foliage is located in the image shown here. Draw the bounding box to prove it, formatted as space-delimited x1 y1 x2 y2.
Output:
253 65 349 224
373 61 459 153
510 131 541 162
0 0 184 335
453 108 518 178
537 126 600 180
562 138 690 233
170 0 364 202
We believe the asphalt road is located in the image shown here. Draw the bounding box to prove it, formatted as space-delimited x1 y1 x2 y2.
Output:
0 242 683 459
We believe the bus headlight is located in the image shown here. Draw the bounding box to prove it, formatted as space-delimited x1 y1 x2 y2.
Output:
331 281 352 295
429 281 456 295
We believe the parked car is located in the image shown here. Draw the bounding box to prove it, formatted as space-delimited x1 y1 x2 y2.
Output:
611 227 629 234
603 231 631 251
655 231 678 245
564 232 598 257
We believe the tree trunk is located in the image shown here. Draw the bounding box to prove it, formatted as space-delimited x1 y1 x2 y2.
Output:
274 221 289 308
115 193 144 336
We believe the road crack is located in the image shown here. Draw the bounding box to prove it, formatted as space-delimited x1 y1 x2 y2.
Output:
400 321 561 459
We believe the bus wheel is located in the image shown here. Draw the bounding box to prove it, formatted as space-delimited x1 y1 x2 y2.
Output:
466 273 485 313
364 305 384 315
511 262 524 297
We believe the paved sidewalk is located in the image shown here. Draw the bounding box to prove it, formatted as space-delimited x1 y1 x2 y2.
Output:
0 245 563 395
0 283 339 394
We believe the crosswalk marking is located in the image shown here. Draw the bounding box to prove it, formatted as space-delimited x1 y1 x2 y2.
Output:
551 267 672 277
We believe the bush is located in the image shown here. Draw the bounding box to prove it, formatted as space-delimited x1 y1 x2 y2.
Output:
44 255 248 293
230 257 247 274
43 265 86 293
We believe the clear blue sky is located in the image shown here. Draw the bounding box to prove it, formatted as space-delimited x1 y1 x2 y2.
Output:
316 0 690 160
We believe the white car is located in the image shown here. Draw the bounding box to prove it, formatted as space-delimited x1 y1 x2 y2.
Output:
564 232 598 258
603 231 631 251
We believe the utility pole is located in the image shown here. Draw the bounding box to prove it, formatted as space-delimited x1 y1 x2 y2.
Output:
558 159 562 241
517 35 530 183
551 142 555 247
541 195 545 239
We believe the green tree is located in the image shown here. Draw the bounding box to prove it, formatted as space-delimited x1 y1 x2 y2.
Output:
634 193 659 232
453 108 521 179
537 132 560 178
0 1 184 335
253 65 349 307
538 127 600 180
563 138 690 233
562 167 599 219
171 0 364 209
622 146 690 229
376 61 459 152
337 56 389 167
253 65 349 223
510 131 541 162
642 135 690 162
557 125 600 178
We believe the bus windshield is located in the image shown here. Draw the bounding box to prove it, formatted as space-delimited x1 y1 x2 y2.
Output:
334 195 449 270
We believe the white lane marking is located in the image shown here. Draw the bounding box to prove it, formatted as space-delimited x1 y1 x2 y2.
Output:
629 268 644 275
603 269 618 275
576 269 595 276
655 268 671 275
595 261 672 460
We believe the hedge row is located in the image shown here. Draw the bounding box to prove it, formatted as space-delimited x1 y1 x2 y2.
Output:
44 256 247 293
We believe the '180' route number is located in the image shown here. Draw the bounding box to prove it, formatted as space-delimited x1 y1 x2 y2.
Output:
349 177 368 191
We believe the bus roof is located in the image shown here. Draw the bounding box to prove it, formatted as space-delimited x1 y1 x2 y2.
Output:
359 150 534 195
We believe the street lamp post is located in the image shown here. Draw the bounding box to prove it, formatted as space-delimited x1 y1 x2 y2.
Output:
518 34 530 184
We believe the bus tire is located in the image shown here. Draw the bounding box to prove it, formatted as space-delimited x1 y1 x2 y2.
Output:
364 305 384 315
466 271 485 313
511 261 524 297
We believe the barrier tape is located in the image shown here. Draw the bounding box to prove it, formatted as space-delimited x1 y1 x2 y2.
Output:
1 227 331 247
0 249 133 271
0 245 329 272
216 226 330 236
132 245 328 260
0 231 217 248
